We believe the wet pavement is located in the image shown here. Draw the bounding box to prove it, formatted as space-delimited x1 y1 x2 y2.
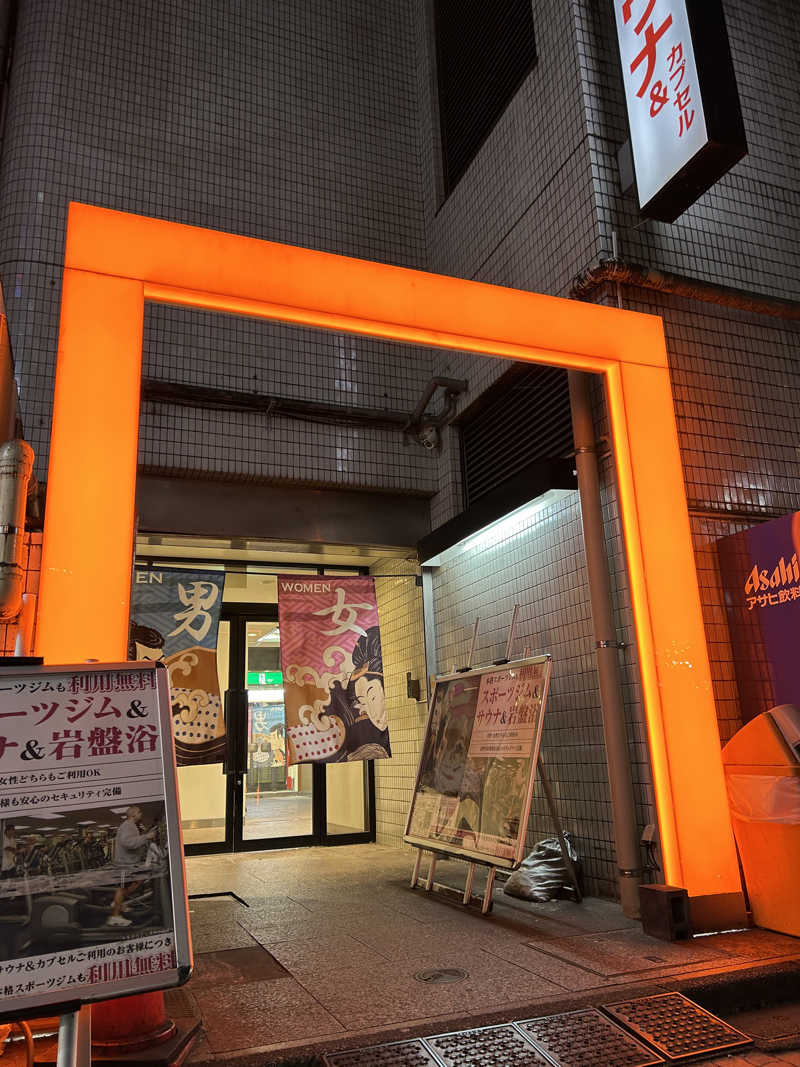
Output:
167 844 800 1065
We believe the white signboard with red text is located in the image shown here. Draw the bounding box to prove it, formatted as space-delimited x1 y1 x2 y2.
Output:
613 0 747 222
0 662 191 1020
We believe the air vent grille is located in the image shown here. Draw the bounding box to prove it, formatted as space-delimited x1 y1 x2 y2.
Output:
435 0 537 195
460 365 573 509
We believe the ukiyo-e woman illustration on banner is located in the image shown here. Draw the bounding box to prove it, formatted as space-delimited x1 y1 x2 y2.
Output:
129 567 226 766
277 576 391 765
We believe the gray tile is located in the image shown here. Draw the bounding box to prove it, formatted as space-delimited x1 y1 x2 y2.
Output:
192 977 344 1052
190 921 259 953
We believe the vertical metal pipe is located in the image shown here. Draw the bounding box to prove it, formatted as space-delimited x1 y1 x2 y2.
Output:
0 439 33 619
503 603 519 660
421 567 438 681
537 758 582 902
57 1007 90 1067
56 1011 79 1067
568 370 642 917
466 616 480 668
611 232 623 309
13 591 34 655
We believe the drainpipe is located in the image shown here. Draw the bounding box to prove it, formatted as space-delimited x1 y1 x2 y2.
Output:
13 591 35 655
0 438 33 620
568 371 642 917
571 257 800 321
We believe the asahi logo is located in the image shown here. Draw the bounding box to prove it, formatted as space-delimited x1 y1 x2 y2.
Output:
745 553 800 595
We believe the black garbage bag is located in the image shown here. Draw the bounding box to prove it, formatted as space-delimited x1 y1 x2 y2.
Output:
503 834 581 902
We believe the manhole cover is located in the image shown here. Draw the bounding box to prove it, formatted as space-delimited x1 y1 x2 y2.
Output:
414 967 468 984
517 1008 664 1066
604 992 752 1061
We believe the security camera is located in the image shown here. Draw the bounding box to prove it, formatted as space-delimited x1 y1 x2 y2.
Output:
418 426 439 450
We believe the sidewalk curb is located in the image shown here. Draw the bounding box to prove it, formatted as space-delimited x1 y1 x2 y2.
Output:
184 956 800 1067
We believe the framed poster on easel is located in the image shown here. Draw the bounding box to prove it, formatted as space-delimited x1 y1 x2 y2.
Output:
404 654 552 870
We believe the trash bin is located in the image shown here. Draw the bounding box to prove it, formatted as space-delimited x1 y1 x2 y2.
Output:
722 704 800 936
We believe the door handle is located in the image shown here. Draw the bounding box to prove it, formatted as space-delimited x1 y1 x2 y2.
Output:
223 688 249 777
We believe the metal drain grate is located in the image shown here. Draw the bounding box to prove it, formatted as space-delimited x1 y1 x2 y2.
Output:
604 992 752 1061
427 1023 552 1065
517 1008 664 1066
414 967 469 984
324 1039 440 1066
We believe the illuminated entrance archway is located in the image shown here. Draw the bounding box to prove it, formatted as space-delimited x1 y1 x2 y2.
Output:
37 202 740 910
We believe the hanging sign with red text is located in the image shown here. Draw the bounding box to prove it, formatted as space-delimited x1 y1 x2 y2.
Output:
0 662 191 1022
613 0 747 222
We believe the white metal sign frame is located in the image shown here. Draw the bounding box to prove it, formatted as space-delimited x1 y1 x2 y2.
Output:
0 661 191 1022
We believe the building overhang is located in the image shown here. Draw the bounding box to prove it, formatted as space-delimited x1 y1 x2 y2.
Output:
417 459 576 566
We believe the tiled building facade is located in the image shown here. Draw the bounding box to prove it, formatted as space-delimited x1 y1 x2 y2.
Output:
0 0 796 897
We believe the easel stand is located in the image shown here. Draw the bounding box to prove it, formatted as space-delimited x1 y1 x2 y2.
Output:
535 757 583 903
409 611 583 913
56 1008 91 1067
410 849 498 914
409 759 582 915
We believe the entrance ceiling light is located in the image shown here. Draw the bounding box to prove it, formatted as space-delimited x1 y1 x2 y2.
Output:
423 489 575 567
417 458 577 566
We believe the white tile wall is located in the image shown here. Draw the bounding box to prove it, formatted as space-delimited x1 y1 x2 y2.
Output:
371 558 428 847
0 0 429 481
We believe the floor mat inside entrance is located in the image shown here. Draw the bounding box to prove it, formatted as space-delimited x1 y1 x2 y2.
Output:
517 1007 664 1066
603 992 752 1061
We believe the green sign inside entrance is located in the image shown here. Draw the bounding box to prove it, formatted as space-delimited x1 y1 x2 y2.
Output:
247 670 283 687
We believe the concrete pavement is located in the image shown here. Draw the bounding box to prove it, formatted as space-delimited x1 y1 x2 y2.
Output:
171 844 800 1065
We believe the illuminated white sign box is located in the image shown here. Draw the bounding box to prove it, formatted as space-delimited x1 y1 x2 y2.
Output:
614 0 747 222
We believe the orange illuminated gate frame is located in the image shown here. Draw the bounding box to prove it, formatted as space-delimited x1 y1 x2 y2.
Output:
36 202 741 913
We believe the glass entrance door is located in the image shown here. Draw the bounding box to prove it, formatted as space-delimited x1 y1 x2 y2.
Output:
180 601 375 855
238 615 314 845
